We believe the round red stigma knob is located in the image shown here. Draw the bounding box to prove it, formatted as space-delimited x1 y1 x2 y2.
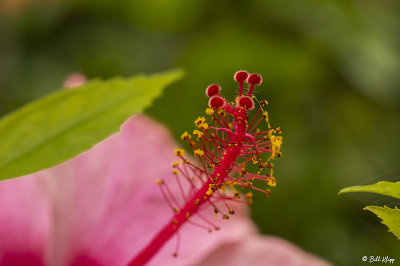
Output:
209 95 225 109
234 71 249 82
206 84 221 97
247 73 262 85
237 96 254 110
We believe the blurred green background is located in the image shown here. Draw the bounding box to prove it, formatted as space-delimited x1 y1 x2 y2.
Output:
1 0 400 265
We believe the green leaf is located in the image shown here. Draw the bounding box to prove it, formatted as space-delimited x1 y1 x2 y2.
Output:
339 181 400 239
364 206 400 240
338 181 400 200
0 69 184 181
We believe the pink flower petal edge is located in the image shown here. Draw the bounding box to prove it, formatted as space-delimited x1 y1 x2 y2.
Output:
196 235 331 266
0 115 331 266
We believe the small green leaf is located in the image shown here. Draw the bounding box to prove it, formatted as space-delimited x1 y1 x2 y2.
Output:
338 181 400 200
364 206 400 240
0 69 184 181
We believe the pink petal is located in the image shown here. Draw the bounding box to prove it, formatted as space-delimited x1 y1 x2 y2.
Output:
0 177 49 266
196 235 332 266
62 73 87 88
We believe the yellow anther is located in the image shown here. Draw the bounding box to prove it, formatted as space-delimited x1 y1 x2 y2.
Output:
246 192 253 206
206 184 213 195
172 169 179 175
269 135 283 159
200 122 209 130
267 169 276 186
194 198 200 205
172 218 178 224
205 108 214 115
193 130 203 139
174 148 185 157
180 131 191 141
155 179 164 185
194 149 204 157
186 212 191 218
263 111 269 123
247 199 253 206
173 208 180 213
220 185 226 193
172 161 180 168
195 117 206 127
222 214 230 220
260 99 269 106
241 168 247 175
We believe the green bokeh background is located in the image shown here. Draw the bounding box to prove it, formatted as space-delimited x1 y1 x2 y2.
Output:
1 1 400 265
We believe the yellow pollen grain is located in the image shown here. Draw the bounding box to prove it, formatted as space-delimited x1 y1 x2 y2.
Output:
173 208 180 213
186 212 191 218
172 218 178 224
174 148 185 157
194 198 200 205
172 161 180 168
172 169 179 175
194 149 205 157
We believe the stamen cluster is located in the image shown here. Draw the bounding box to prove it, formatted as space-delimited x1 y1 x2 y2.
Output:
159 70 282 224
